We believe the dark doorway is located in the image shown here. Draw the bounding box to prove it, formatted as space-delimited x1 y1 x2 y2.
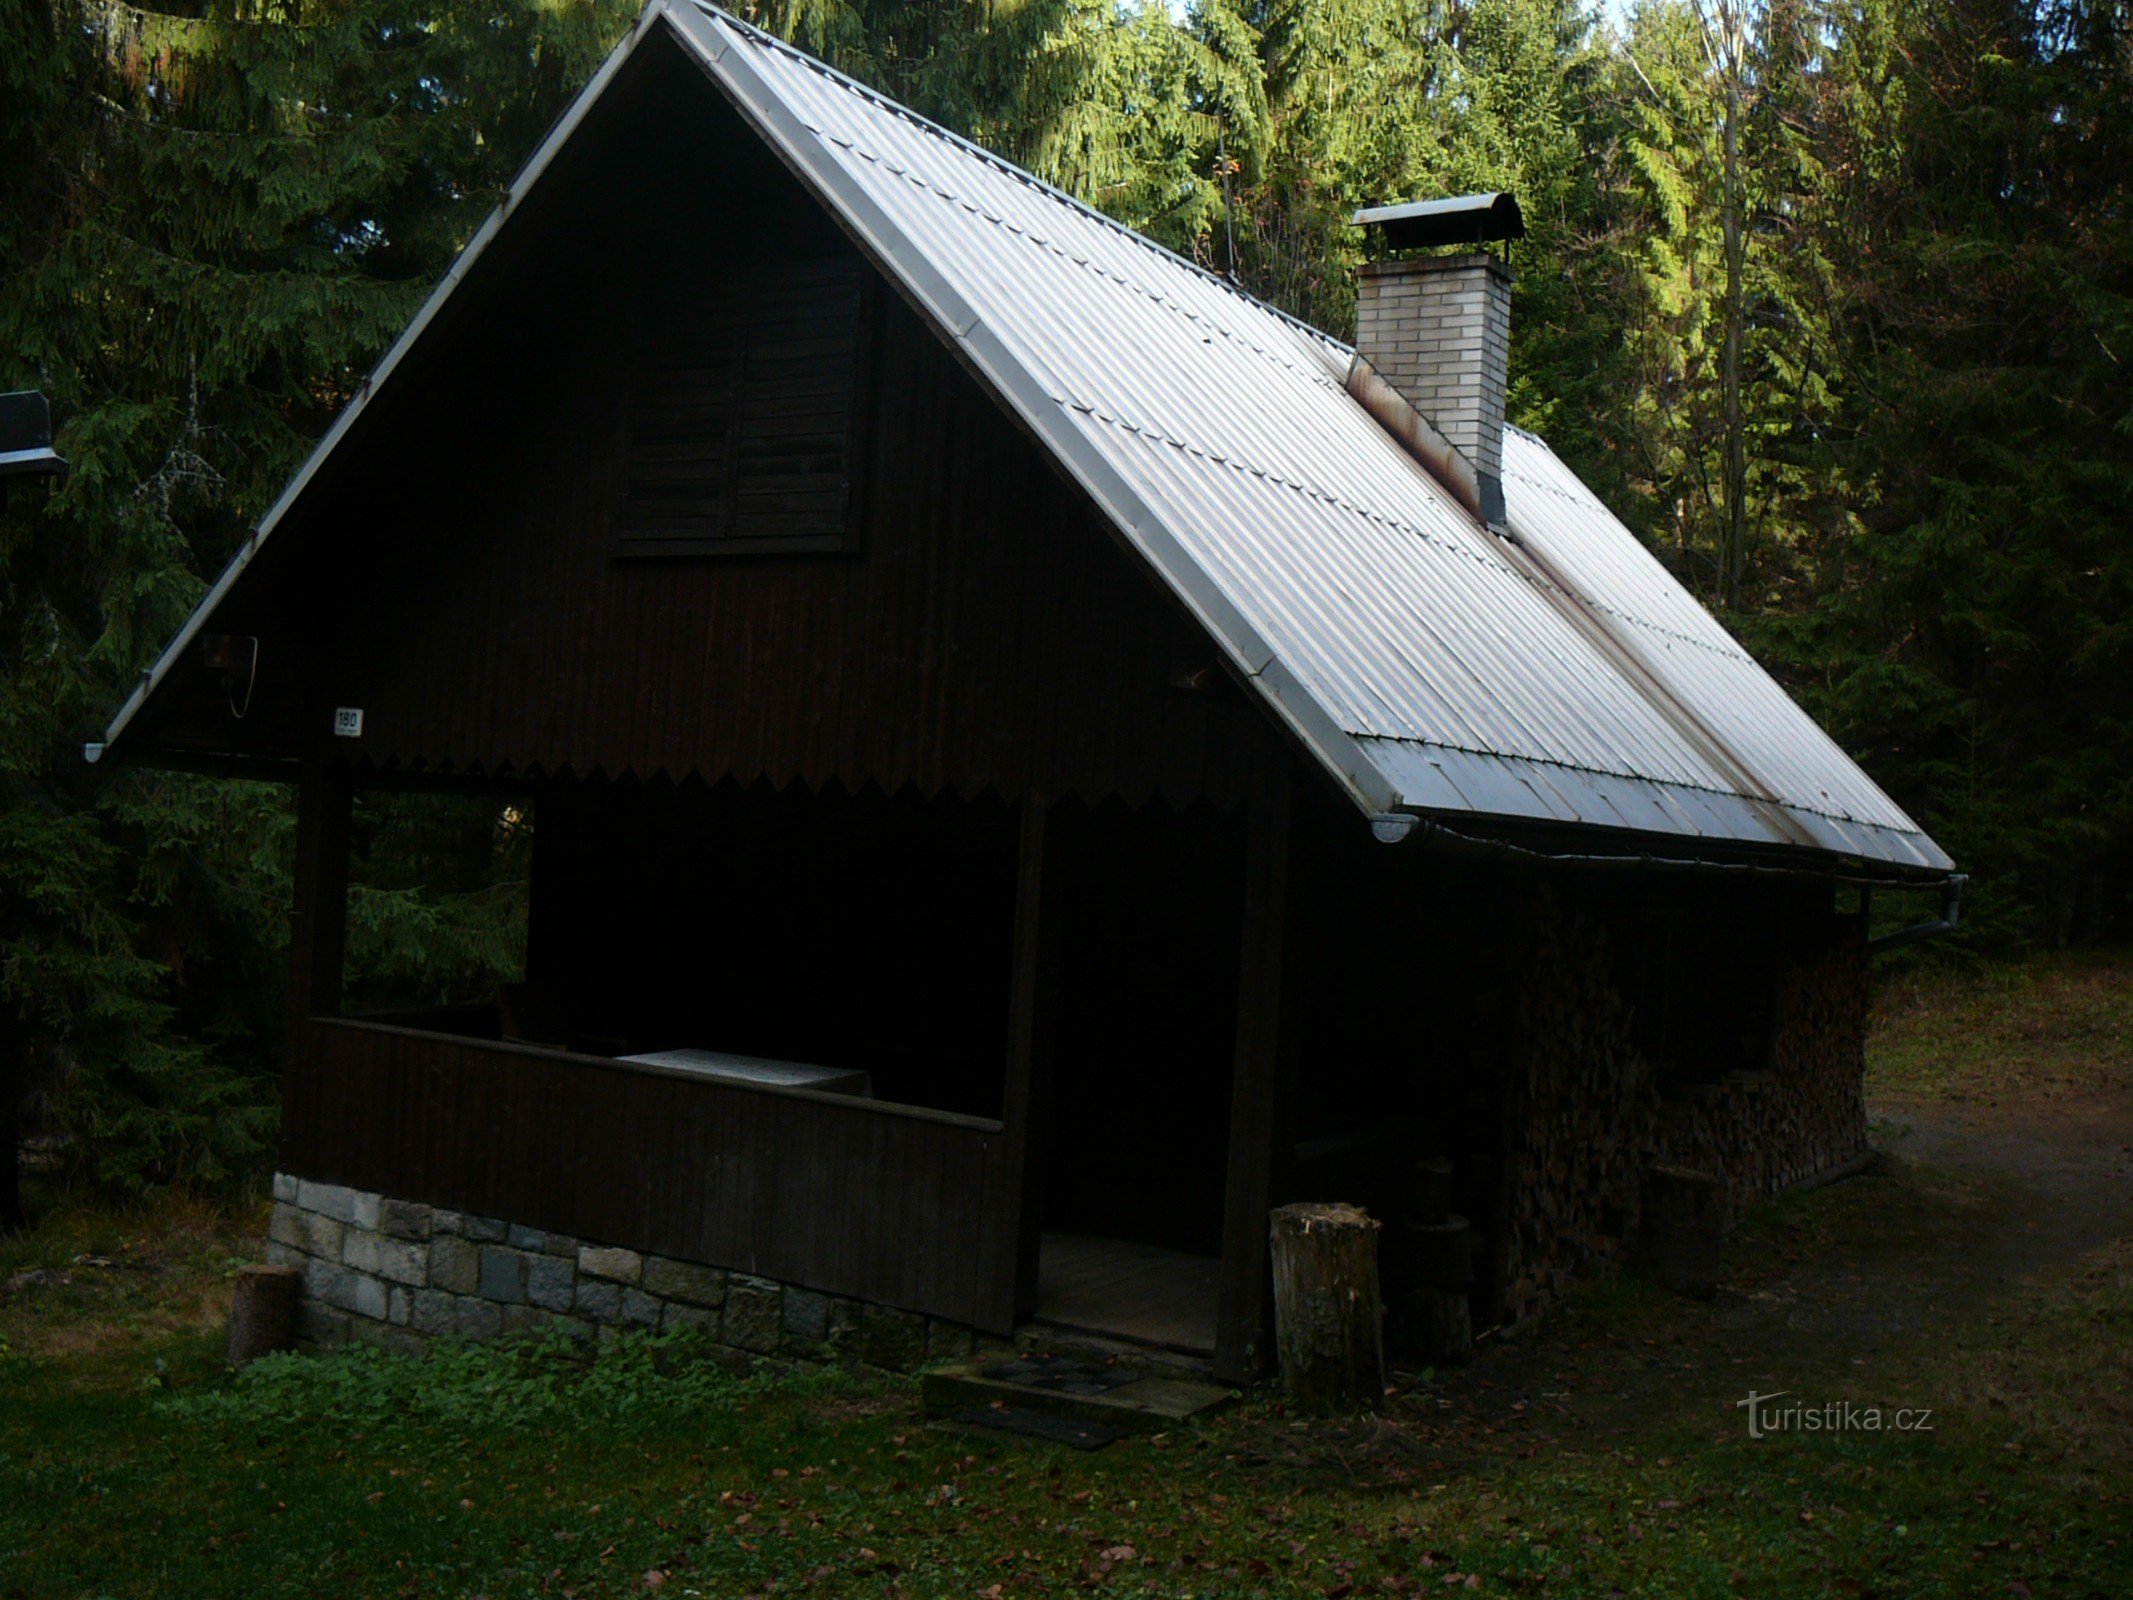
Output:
1031 799 1243 1352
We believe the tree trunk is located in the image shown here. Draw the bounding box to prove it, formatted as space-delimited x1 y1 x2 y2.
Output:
1268 1202 1385 1414
0 1001 25 1236
1718 0 1747 608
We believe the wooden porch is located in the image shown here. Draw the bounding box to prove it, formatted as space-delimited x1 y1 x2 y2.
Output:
284 764 1302 1380
288 1016 1021 1326
1034 1234 1220 1356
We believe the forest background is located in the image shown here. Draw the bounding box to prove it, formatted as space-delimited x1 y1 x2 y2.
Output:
1 0 2126 1220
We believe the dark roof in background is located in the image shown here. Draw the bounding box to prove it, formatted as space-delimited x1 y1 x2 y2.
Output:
0 391 66 480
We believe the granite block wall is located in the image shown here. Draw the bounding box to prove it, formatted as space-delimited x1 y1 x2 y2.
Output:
264 1175 977 1369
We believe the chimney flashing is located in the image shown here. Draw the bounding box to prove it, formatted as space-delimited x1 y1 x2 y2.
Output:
1351 245 1514 528
1345 358 1506 526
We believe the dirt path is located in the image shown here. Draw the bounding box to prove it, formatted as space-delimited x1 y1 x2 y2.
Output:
1875 1087 2133 1263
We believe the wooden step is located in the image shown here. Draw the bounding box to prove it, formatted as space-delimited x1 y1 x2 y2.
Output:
922 1353 1235 1438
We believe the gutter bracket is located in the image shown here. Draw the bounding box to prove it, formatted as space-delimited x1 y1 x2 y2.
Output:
1867 873 1967 953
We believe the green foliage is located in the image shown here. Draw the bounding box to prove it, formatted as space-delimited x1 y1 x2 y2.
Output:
0 0 636 1206
0 779 278 1193
342 793 532 1014
1785 0 2133 946
167 1326 855 1437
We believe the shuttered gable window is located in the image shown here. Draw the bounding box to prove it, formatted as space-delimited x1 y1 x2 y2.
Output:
617 256 872 556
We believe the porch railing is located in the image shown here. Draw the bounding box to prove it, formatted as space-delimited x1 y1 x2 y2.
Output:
282 1017 1019 1330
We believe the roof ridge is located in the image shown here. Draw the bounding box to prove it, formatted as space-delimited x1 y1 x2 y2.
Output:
693 1 1354 357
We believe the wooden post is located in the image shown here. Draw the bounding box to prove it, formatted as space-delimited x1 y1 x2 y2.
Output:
227 1264 302 1366
1214 775 1294 1382
281 750 352 1175
1268 1201 1385 1413
998 791 1059 1326
1385 1156 1473 1364
1633 1165 1725 1300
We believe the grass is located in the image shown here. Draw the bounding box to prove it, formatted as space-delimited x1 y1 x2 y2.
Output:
1866 948 2133 1103
5 1287 2127 1599
4 953 2131 1599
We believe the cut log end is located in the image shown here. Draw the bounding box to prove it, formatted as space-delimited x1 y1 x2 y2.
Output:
1632 1165 1726 1300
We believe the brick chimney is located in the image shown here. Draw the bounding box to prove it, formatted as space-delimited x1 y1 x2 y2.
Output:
1346 195 1523 526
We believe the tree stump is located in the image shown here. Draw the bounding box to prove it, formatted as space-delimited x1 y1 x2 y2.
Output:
227 1264 301 1366
1632 1166 1725 1300
1269 1202 1385 1414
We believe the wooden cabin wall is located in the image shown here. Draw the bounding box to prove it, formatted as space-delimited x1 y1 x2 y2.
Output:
1279 803 1871 1335
185 35 1277 813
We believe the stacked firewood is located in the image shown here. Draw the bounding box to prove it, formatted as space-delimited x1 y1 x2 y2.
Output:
1489 901 1648 1327
1483 903 1872 1330
1762 928 1872 1181
1648 927 1871 1201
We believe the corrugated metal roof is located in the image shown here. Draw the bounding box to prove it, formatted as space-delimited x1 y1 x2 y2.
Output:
94 0 1952 876
669 2 1948 872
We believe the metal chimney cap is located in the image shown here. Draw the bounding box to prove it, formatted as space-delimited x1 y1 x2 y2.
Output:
0 391 67 479
1351 192 1526 251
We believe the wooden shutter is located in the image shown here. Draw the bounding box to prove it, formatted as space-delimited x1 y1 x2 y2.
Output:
617 256 870 556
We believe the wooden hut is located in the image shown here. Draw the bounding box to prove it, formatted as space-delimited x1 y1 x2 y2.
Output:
90 3 1955 1380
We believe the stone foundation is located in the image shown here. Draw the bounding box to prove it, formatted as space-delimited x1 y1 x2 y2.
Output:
264 1174 978 1369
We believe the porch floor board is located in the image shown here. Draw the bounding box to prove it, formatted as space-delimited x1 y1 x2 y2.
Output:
1035 1233 1220 1355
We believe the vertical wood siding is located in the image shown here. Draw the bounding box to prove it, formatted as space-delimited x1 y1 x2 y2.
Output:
172 59 1284 811
297 278 1266 805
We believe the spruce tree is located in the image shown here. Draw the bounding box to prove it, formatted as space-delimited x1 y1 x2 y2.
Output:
0 0 633 1216
1795 0 2133 941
